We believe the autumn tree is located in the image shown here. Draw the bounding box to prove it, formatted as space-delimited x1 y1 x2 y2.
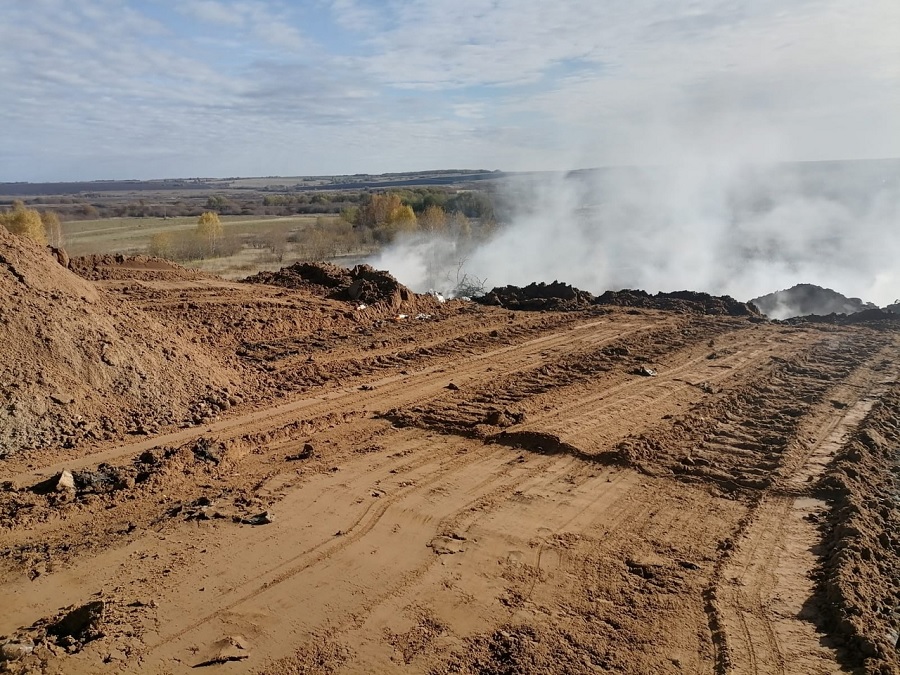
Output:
148 231 174 259
196 211 223 255
0 202 47 245
418 205 447 234
358 193 418 242
40 211 62 247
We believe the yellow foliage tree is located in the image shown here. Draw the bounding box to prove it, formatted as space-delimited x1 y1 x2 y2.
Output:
419 204 447 233
148 231 174 259
196 211 223 254
40 211 62 247
0 203 47 245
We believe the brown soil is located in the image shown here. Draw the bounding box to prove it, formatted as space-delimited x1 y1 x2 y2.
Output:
68 254 207 282
0 231 235 457
817 385 900 674
1 236 898 675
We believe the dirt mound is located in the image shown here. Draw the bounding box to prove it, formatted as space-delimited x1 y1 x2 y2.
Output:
244 262 420 311
817 385 900 674
786 308 900 326
594 289 760 316
0 229 234 456
68 254 206 282
751 283 876 320
475 281 594 311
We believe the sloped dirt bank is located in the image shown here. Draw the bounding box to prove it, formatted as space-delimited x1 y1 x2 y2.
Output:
0 229 235 456
817 385 900 674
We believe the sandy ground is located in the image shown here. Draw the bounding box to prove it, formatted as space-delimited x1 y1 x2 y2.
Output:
1 260 898 674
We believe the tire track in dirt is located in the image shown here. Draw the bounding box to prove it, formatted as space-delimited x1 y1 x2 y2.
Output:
713 343 898 675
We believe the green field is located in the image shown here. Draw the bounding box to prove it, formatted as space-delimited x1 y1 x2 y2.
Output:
60 214 375 279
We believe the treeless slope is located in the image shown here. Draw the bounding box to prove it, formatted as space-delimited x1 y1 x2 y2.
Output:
0 229 236 456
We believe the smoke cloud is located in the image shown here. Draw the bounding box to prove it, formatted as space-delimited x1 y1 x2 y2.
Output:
370 159 900 309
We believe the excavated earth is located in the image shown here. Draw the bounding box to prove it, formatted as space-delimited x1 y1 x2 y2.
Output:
1 238 899 675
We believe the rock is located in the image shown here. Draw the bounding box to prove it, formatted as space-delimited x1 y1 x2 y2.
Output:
446 382 460 391
50 392 75 405
634 366 658 377
55 469 75 493
236 511 273 526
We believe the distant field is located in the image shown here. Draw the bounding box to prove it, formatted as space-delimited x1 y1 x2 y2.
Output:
62 215 318 256
60 214 375 278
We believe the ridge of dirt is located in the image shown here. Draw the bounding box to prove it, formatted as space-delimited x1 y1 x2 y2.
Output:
68 254 209 282
0 230 236 457
817 385 900 674
386 316 740 440
785 307 900 327
594 289 761 316
475 281 595 311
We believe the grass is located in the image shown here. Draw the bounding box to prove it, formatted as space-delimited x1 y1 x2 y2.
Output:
61 215 319 257
59 214 376 279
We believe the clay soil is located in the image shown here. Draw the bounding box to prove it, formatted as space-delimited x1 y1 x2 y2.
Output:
1 241 898 675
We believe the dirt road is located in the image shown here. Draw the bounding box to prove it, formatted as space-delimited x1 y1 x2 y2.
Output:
1 273 897 674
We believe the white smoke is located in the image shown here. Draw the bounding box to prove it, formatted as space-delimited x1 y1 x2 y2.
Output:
371 159 900 306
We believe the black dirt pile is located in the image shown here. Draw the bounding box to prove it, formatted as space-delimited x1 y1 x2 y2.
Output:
751 283 876 320
244 262 420 311
594 289 760 317
816 384 900 675
475 281 594 311
0 228 235 457
785 308 900 327
68 254 206 282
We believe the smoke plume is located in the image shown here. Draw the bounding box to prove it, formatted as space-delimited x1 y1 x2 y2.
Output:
371 159 900 310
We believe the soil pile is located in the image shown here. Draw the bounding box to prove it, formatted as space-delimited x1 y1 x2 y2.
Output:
818 385 900 674
786 308 900 327
0 228 233 456
594 289 760 316
475 281 594 311
751 283 876 320
68 254 206 282
244 262 420 311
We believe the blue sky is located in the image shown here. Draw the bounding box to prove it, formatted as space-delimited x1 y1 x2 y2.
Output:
0 0 897 181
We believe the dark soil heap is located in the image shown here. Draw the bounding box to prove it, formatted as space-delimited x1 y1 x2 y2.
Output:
751 283 876 319
475 281 594 311
785 308 900 327
594 289 760 316
0 228 234 456
68 254 206 282
244 262 417 311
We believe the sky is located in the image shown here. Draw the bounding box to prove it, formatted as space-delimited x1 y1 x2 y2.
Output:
0 0 898 181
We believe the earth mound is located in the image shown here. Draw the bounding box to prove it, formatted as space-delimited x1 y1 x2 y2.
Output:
785 308 900 327
68 254 207 282
0 228 234 456
243 262 418 311
475 281 594 311
750 283 876 320
594 289 760 316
